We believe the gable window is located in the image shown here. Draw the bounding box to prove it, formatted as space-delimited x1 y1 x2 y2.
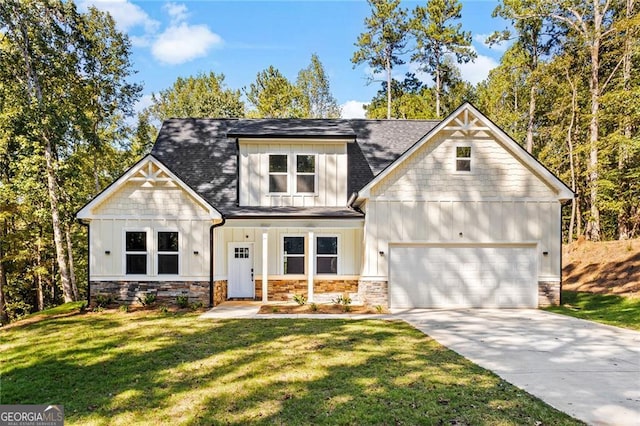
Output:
125 231 147 274
296 155 315 193
316 236 337 274
456 146 471 172
157 231 179 274
269 154 288 193
283 236 305 274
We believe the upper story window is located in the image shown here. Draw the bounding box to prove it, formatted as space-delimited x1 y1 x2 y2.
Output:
157 231 179 274
269 154 288 193
456 146 471 172
296 155 316 193
125 231 147 274
283 236 305 274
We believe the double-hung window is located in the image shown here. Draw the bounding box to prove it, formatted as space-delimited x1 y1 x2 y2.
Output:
125 231 147 274
157 231 179 274
455 146 471 172
283 236 305 274
269 154 288 193
296 155 315 193
316 236 338 274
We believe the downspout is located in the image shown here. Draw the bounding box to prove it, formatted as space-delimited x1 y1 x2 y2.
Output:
78 219 90 305
209 218 226 307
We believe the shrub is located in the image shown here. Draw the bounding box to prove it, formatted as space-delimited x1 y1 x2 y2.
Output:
159 305 169 313
375 305 384 314
190 301 203 311
293 294 307 305
119 304 130 313
176 295 189 308
137 293 157 307
310 303 318 312
94 294 113 308
271 307 280 313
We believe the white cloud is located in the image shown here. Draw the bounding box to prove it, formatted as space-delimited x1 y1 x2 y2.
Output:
164 2 188 24
151 23 222 65
474 33 510 53
134 94 154 113
458 53 499 85
79 0 159 33
340 101 367 119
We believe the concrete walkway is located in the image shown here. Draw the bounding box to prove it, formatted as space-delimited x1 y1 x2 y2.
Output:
394 308 640 426
201 303 640 425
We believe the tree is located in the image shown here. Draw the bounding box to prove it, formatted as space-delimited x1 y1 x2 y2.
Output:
149 72 244 122
296 54 340 118
352 0 409 119
410 0 476 118
366 73 437 119
246 66 307 118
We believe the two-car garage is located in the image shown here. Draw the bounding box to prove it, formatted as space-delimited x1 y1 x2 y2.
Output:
388 244 538 309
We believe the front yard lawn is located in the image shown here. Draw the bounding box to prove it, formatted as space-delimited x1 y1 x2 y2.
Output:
544 291 640 330
1 310 581 425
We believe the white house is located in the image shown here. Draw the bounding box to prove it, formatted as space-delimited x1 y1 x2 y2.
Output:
76 103 573 308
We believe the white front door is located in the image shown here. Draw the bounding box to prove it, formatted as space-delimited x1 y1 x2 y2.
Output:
228 243 254 298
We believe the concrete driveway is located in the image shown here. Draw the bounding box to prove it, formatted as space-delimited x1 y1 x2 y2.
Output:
394 309 640 426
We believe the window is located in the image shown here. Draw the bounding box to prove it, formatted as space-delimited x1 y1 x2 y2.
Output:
316 236 337 274
234 247 249 259
125 231 147 274
296 155 315 193
283 236 305 274
456 146 471 172
157 231 179 274
269 154 288 193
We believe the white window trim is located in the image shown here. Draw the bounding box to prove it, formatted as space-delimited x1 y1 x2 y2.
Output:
315 234 339 275
282 234 306 276
268 153 290 195
156 229 180 276
454 144 472 173
123 228 150 276
295 154 318 195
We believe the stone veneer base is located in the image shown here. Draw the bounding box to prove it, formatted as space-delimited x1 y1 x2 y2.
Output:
254 279 358 302
91 281 209 306
358 280 389 307
538 281 561 307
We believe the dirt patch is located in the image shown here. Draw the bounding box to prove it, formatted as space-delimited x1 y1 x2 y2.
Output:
258 304 387 315
563 237 640 297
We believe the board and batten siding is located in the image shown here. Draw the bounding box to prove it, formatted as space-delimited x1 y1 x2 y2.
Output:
214 226 362 280
362 133 562 281
88 180 214 280
238 141 348 207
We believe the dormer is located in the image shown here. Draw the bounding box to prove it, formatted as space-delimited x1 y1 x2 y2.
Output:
227 119 356 207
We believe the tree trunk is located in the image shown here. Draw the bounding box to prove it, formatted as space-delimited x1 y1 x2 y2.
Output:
435 65 441 119
36 227 44 311
44 139 74 302
566 72 578 243
386 50 392 119
617 0 633 240
526 83 536 153
66 223 79 300
0 222 9 324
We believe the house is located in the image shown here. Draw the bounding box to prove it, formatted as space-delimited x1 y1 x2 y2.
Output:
76 103 573 309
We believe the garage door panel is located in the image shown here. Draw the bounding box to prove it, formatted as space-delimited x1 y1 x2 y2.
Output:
389 245 537 308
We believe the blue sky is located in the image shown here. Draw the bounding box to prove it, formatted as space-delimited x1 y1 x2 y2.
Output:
79 1 510 118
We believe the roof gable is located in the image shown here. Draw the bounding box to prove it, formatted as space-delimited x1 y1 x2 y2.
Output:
356 103 574 201
76 155 222 220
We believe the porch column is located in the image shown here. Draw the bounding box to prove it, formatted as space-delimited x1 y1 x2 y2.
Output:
262 228 268 302
307 230 314 302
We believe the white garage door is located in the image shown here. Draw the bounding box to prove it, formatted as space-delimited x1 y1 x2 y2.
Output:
389 245 537 308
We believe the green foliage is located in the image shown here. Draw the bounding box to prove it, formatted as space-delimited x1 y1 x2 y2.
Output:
176 295 190 309
292 294 307 306
332 295 352 307
137 293 157 307
246 66 307 118
94 294 113 308
148 72 244 122
310 302 318 312
375 305 384 313
159 305 169 313
296 54 341 118
189 301 204 311
119 304 129 313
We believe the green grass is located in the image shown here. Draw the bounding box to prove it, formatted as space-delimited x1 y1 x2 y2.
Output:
1 311 581 425
21 301 87 319
544 291 640 330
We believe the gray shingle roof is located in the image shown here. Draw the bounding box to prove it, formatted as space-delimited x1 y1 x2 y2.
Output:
227 119 356 138
151 118 439 217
